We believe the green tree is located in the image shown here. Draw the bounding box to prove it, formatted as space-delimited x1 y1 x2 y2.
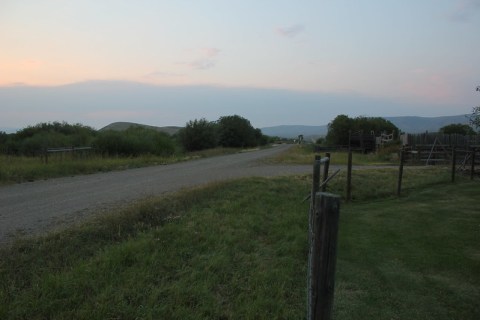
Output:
0 131 8 153
439 123 476 135
325 114 353 145
469 106 480 132
254 128 269 146
10 122 97 156
178 118 218 151
217 115 257 148
326 115 399 146
354 116 398 136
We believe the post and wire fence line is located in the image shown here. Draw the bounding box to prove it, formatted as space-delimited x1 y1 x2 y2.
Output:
397 145 478 195
306 142 477 319
307 153 341 320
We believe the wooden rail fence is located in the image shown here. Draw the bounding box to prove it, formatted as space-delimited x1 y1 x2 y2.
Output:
43 146 93 164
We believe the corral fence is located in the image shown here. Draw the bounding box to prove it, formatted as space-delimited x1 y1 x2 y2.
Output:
400 133 480 167
402 132 480 147
397 146 478 195
43 146 93 164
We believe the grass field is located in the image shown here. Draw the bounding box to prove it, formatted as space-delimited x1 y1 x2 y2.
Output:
266 144 400 165
0 148 240 185
1 169 478 319
0 144 397 185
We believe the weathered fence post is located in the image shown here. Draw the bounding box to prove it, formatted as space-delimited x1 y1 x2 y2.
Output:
313 155 321 197
308 192 341 320
346 149 352 202
471 148 476 180
397 148 405 196
451 146 457 183
308 155 322 319
321 153 331 192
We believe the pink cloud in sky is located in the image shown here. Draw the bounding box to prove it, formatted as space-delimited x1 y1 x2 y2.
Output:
186 47 222 70
144 71 186 78
448 0 480 22
19 59 45 71
275 24 305 38
400 70 458 103
200 47 221 58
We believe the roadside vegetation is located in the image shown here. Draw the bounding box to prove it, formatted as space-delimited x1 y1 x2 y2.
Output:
266 144 401 166
0 117 273 185
1 168 478 319
0 148 242 186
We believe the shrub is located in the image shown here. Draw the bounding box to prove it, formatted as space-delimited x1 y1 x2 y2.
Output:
218 115 257 148
94 126 175 156
178 118 218 151
439 123 476 135
4 122 97 156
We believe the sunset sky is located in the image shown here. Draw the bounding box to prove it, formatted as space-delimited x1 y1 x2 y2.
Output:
1 0 479 129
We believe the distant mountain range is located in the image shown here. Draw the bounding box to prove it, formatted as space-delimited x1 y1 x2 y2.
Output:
100 115 470 141
1 115 471 138
260 114 471 139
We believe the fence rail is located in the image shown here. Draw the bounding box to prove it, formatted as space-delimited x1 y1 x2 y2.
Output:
47 147 93 153
403 133 480 148
43 146 93 164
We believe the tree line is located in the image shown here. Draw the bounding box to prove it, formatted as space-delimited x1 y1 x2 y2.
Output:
325 115 400 146
0 115 270 157
324 112 478 147
177 115 269 151
2 110 477 157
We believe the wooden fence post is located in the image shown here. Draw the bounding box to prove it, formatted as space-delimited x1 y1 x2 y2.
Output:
397 148 405 196
313 155 321 197
308 155 322 319
451 147 456 183
321 153 330 192
471 148 476 180
308 192 341 320
346 149 352 202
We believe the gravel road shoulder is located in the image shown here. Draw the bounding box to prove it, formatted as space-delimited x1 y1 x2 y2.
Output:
0 145 311 243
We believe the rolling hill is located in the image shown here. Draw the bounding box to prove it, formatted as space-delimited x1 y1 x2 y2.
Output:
100 122 181 135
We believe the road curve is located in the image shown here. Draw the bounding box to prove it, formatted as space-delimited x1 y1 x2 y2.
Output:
0 144 311 242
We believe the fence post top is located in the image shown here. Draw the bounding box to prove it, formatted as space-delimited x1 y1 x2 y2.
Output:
315 192 341 199
314 157 330 164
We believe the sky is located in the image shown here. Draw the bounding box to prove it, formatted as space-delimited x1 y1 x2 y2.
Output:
1 0 479 130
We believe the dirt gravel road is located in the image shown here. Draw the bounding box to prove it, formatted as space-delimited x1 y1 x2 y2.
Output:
0 144 312 242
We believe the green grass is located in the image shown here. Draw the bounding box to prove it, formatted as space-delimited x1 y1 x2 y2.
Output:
266 144 399 165
0 148 241 185
1 170 478 319
336 181 480 319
